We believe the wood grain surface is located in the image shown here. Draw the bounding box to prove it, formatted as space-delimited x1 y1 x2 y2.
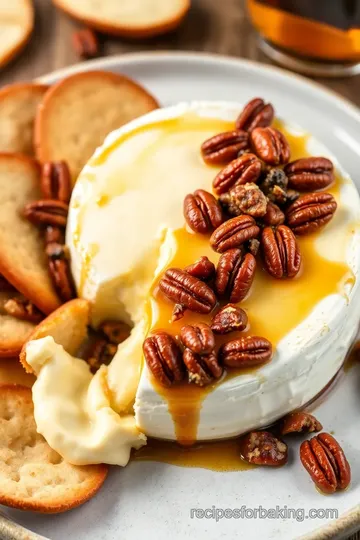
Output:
0 1 359 539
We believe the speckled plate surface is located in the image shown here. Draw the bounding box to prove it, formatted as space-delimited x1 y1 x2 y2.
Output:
1 52 360 540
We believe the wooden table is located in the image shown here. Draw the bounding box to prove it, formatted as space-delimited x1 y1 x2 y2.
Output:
0 1 359 539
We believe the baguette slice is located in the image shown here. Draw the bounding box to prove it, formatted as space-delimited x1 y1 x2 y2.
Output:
0 83 48 156
0 291 37 358
35 70 159 182
52 0 190 38
0 385 108 513
0 0 34 68
0 154 61 315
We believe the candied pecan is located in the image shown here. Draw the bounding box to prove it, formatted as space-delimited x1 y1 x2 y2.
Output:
235 98 275 132
239 431 288 466
48 258 76 302
180 323 215 355
261 225 301 279
211 304 248 334
220 336 272 368
86 339 117 374
23 199 68 228
285 157 334 191
184 256 216 282
143 332 184 387
72 28 99 59
215 249 256 302
247 238 260 256
201 130 249 165
99 320 131 345
4 296 43 323
171 304 187 322
41 161 72 203
262 202 285 226
286 192 337 235
45 226 65 245
159 268 216 314
184 189 223 233
220 183 267 218
0 274 15 293
212 153 262 195
300 433 351 494
250 127 290 166
210 215 260 253
183 348 222 386
280 411 322 435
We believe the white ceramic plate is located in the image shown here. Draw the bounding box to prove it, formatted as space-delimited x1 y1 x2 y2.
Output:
2 52 360 540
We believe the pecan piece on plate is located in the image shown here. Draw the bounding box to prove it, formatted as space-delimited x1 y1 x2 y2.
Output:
250 127 290 166
239 431 288 466
220 182 267 218
262 201 285 226
210 215 260 253
159 268 217 314
285 157 334 192
286 192 337 235
4 296 43 323
183 348 222 386
180 323 215 355
300 433 351 494
99 320 131 345
201 130 249 165
48 258 76 302
211 304 248 334
72 28 99 59
212 153 262 195
184 256 216 282
280 411 322 435
41 161 72 203
215 249 256 302
261 225 301 279
183 189 223 233
143 331 184 387
23 199 69 228
235 98 275 132
220 336 272 368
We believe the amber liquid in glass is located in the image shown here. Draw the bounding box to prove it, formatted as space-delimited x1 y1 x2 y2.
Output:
248 0 360 61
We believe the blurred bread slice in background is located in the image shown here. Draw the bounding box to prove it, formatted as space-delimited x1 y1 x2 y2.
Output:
52 0 190 38
0 0 34 68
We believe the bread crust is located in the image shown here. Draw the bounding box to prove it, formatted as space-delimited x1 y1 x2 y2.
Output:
0 0 34 68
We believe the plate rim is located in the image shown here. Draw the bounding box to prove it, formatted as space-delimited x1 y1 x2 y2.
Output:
2 50 355 540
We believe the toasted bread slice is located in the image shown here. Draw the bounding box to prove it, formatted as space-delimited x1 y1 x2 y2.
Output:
20 298 90 373
0 154 61 315
0 83 48 156
35 70 159 182
52 0 190 38
0 291 36 358
0 385 108 513
0 0 34 68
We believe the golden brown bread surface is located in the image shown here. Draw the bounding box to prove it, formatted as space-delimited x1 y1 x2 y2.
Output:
0 0 34 68
0 291 36 357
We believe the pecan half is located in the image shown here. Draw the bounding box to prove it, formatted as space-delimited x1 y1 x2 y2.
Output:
286 192 337 235
184 189 223 233
261 225 301 279
219 336 272 368
159 268 217 314
99 320 131 345
300 433 351 494
184 256 216 282
183 348 222 386
220 183 267 218
212 153 262 195
143 332 184 387
215 249 256 302
23 199 68 228
280 411 322 435
85 339 117 374
235 98 275 132
48 258 76 302
180 323 215 355
201 130 249 165
239 431 288 466
285 157 334 191
250 127 290 166
210 215 260 253
4 296 43 323
72 28 99 59
262 202 285 226
45 226 65 245
211 304 248 334
41 161 72 203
